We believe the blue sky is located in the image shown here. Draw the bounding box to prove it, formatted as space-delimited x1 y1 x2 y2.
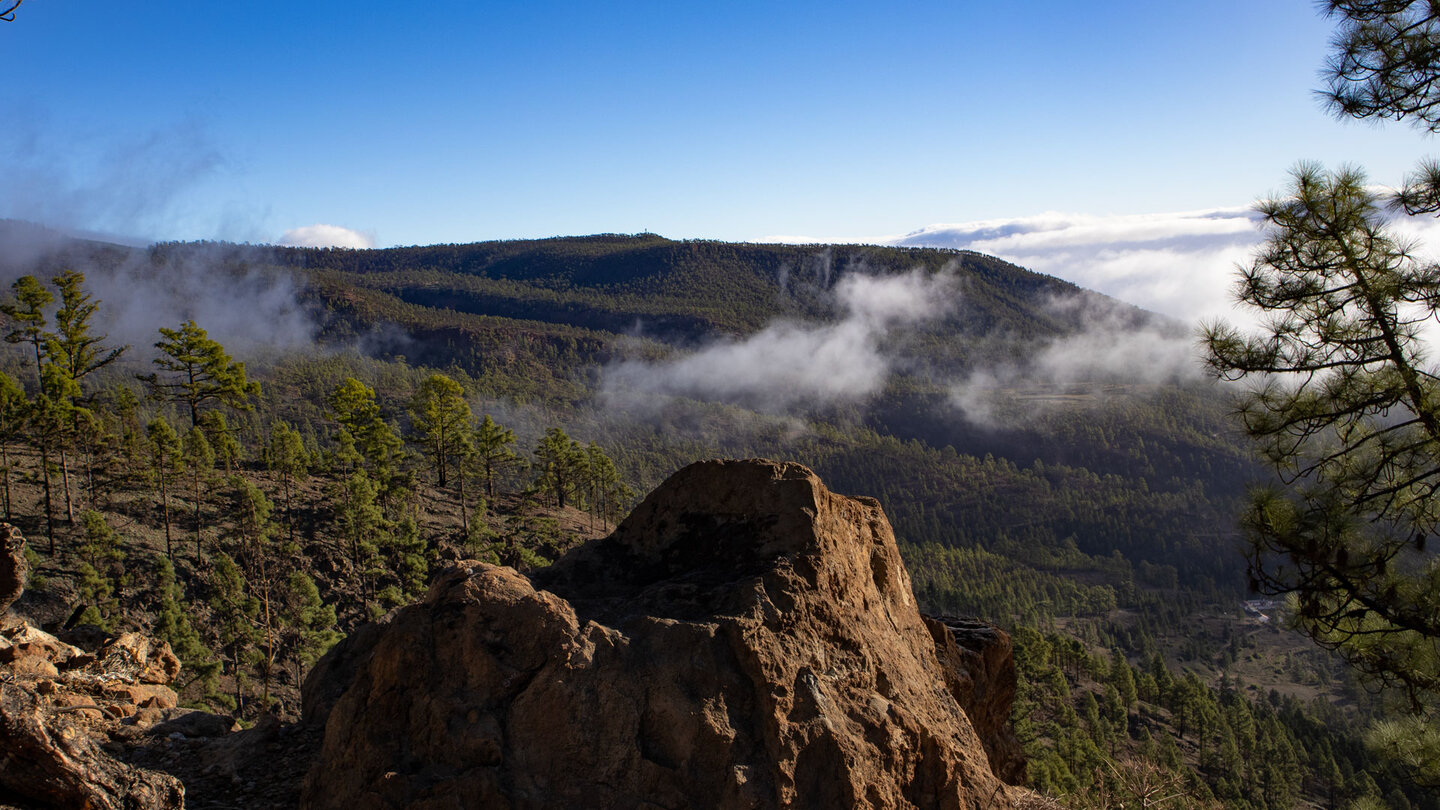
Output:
1 0 1434 266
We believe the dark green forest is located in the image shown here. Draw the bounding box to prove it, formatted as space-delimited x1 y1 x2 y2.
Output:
0 221 1425 809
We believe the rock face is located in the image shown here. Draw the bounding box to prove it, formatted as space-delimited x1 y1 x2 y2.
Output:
304 459 1019 809
0 682 185 810
0 522 26 615
925 617 1026 785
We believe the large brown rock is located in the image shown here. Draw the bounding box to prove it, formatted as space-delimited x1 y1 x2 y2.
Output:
0 681 184 810
925 616 1026 785
304 459 1016 809
0 523 26 615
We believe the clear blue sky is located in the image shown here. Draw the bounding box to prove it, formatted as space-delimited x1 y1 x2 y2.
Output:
1 0 1433 247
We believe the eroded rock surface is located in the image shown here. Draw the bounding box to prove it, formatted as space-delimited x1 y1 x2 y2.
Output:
0 682 185 810
304 459 1019 810
926 616 1026 785
0 527 186 810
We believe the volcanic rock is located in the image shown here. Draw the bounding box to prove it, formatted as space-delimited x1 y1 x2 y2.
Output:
925 616 1026 785
0 681 185 810
304 459 1018 809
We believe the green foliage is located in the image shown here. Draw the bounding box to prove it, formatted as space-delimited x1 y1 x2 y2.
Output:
199 410 242 473
1204 166 1440 764
281 570 340 677
0 371 26 519
153 556 219 692
46 269 125 392
2 274 53 386
380 513 428 606
141 319 258 426
532 426 585 510
147 415 182 559
472 413 519 501
328 377 404 477
407 372 471 488
209 551 261 707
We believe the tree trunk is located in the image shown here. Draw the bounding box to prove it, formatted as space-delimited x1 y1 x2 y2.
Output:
59 445 74 522
158 468 172 562
38 441 54 554
458 468 468 537
193 472 203 562
283 474 295 547
0 443 10 521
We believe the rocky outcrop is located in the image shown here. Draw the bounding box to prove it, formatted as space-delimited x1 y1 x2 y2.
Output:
0 681 185 810
304 459 1020 809
926 616 1026 785
0 522 26 615
0 524 187 810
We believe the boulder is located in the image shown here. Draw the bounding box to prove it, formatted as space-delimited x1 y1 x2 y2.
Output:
0 681 184 810
102 683 179 711
84 632 182 685
0 620 84 667
0 522 26 615
304 459 1017 809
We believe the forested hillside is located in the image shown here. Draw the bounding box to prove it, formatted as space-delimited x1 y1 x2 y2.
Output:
0 221 1426 809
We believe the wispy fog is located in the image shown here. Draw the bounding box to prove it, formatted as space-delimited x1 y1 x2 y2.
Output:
0 111 227 242
890 205 1440 329
0 226 317 357
948 294 1203 426
602 268 958 411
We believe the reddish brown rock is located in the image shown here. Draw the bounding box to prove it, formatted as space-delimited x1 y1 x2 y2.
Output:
0 523 26 615
85 632 182 685
102 683 179 711
304 459 1017 810
925 616 1026 785
0 621 84 667
0 681 184 810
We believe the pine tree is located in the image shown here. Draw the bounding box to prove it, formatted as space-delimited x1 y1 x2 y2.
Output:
407 372 471 488
2 275 53 390
267 421 308 547
4 276 59 548
0 372 26 520
281 570 340 683
47 269 125 520
533 427 585 510
200 410 242 475
209 551 260 713
473 414 518 501
146 416 182 561
141 320 258 427
182 425 215 560
153 556 219 693
328 377 403 480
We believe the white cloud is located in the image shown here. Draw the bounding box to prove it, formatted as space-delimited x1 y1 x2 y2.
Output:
889 207 1263 325
279 224 375 249
602 268 957 411
886 206 1440 328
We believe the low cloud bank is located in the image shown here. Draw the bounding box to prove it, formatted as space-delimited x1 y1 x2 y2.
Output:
279 224 376 250
602 269 957 411
891 207 1263 325
889 205 1440 328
